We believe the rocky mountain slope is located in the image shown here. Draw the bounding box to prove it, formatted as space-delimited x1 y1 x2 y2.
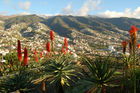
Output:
0 15 140 54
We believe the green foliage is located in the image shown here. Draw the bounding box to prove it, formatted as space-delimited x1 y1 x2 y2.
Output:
123 67 140 93
73 56 117 93
43 16 73 38
41 54 81 92
5 15 44 29
0 70 35 92
102 17 140 31
1 52 21 75
1 52 42 76
4 52 18 63
121 53 140 93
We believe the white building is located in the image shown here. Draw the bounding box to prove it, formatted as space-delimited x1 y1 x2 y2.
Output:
108 46 115 52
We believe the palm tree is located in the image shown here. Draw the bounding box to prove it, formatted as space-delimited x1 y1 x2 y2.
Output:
74 56 117 93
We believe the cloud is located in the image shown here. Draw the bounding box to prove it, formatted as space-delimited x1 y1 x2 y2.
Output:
78 0 101 16
37 13 59 17
19 1 31 10
17 12 31 15
62 3 73 15
62 0 101 16
98 7 140 18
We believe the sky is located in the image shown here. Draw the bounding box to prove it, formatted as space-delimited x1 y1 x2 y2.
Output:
0 0 140 18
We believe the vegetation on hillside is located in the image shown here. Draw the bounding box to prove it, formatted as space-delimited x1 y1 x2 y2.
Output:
0 16 140 93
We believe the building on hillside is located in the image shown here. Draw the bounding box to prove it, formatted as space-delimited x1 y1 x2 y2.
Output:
108 46 115 52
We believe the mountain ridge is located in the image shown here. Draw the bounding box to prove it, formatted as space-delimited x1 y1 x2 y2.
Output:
1 15 140 52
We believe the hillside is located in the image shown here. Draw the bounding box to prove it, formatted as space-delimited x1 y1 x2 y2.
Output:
0 15 140 54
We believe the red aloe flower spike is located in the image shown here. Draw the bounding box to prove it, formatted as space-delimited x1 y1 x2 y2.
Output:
64 37 68 47
129 25 139 53
69 50 71 55
129 25 139 36
46 41 51 52
23 47 28 67
122 40 127 47
10 59 13 66
61 46 64 54
50 30 54 52
122 40 127 54
17 40 22 62
35 49 38 62
66 47 68 52
137 44 140 48
40 51 43 58
64 51 66 55
50 30 54 41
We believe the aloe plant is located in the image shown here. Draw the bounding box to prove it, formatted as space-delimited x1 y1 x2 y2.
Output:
1 52 22 75
42 55 80 93
0 70 35 93
122 54 140 93
74 56 117 93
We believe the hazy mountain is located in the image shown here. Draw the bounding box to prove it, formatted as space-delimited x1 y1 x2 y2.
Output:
1 15 140 50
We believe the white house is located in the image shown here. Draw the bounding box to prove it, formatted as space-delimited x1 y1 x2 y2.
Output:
108 46 115 52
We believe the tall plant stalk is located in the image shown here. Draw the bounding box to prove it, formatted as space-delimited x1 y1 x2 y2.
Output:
133 53 136 93
128 25 138 93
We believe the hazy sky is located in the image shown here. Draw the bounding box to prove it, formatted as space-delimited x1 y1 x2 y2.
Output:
0 0 140 18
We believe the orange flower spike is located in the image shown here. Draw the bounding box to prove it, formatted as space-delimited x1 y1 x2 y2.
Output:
40 51 43 58
69 50 71 55
61 46 64 54
46 41 51 52
122 40 127 54
64 37 68 47
64 51 66 55
35 49 38 62
17 40 22 62
137 44 140 48
23 47 28 67
122 40 128 47
129 25 139 36
66 47 68 52
50 30 54 41
50 30 54 52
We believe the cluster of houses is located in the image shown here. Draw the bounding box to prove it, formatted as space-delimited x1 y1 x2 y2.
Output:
0 30 122 63
0 22 124 63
